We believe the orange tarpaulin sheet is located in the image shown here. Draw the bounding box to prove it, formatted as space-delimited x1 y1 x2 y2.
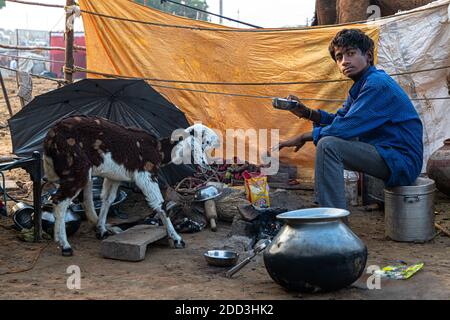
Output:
79 0 379 178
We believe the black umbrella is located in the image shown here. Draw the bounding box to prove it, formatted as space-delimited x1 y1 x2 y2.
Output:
8 79 195 185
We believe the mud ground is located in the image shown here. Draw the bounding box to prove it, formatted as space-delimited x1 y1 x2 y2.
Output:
0 77 449 300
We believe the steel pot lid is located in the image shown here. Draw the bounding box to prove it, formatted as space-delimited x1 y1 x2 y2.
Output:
276 208 349 223
385 177 436 195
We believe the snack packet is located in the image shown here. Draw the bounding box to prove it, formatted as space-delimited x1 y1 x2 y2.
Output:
243 171 270 208
374 263 424 280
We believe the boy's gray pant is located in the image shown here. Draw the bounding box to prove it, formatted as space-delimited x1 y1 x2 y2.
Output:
314 136 390 209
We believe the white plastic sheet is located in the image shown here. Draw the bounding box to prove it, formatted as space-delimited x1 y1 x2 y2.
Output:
372 0 450 172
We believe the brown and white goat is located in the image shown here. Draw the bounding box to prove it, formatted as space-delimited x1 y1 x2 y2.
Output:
43 115 218 256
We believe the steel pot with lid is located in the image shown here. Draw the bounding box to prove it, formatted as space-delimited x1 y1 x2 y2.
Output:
384 176 436 242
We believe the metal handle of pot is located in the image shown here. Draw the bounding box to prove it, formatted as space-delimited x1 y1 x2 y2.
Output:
404 196 420 203
225 252 257 278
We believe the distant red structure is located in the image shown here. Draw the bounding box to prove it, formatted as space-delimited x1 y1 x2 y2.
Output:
50 32 86 79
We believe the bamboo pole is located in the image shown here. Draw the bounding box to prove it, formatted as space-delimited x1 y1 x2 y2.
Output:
15 29 24 108
0 43 65 51
0 70 13 117
64 0 75 84
219 0 223 24
0 44 85 51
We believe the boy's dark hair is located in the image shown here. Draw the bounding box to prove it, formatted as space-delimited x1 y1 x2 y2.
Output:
328 29 375 65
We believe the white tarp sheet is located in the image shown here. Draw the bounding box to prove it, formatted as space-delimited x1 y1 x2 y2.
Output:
373 0 450 171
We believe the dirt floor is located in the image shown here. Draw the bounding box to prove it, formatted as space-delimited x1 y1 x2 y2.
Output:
0 77 449 300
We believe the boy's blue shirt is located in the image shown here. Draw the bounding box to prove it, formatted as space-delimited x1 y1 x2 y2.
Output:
312 66 423 187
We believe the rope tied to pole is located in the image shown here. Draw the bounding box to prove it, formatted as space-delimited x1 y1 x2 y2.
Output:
62 66 74 73
0 65 66 84
65 4 81 31
72 65 450 86
71 66 450 102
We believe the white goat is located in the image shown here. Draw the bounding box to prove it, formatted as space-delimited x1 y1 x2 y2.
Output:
43 116 218 256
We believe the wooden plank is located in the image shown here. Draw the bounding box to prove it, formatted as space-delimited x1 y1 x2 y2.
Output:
101 225 167 262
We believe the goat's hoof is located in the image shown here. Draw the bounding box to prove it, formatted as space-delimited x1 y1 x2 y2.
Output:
174 239 185 249
96 231 109 240
61 248 73 257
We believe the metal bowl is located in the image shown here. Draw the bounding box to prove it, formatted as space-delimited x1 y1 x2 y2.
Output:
41 210 81 237
204 250 239 267
194 186 221 202
70 190 127 215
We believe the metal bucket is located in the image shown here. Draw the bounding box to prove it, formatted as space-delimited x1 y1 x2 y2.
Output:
384 177 436 242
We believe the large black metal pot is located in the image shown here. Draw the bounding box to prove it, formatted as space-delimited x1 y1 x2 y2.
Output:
263 208 367 293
